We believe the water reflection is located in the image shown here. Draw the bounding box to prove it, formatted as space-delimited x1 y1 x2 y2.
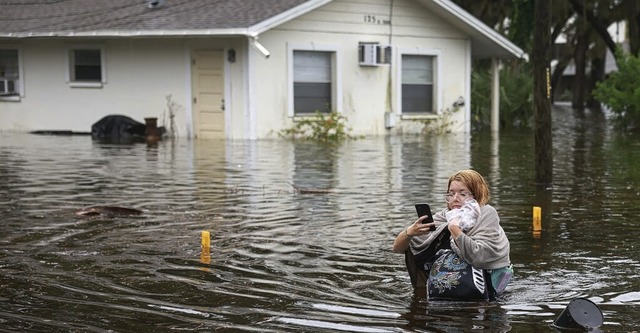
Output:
1 105 639 332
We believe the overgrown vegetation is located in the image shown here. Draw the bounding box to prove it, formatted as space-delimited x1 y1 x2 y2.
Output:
278 111 362 142
593 50 640 132
163 94 180 138
470 62 534 131
415 106 462 135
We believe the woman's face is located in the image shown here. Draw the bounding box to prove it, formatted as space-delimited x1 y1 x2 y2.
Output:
446 180 473 209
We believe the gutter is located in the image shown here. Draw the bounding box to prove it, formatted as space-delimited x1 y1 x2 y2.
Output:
0 28 251 38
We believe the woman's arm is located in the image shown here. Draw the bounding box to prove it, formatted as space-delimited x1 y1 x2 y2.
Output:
391 226 414 253
391 215 436 253
451 205 511 269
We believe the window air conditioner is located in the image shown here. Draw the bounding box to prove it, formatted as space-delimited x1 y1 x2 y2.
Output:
377 45 392 65
359 43 378 66
359 43 392 66
0 79 15 95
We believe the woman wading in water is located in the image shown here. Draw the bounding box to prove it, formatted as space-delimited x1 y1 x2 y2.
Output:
392 169 513 300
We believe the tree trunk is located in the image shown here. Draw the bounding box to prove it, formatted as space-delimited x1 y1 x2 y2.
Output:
568 0 617 55
533 0 553 187
626 1 640 56
550 52 572 102
572 29 588 110
586 48 606 109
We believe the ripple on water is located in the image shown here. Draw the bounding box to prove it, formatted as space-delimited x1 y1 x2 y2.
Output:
2 119 640 332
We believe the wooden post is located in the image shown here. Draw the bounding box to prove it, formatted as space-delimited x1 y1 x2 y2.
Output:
144 117 160 144
491 58 500 132
533 0 553 187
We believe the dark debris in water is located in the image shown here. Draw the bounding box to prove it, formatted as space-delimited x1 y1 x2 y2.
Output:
74 206 143 218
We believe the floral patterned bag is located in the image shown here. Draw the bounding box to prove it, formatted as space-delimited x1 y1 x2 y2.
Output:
426 249 490 301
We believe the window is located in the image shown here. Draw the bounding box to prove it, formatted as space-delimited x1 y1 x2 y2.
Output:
69 48 103 84
293 50 332 114
0 49 20 97
401 54 435 113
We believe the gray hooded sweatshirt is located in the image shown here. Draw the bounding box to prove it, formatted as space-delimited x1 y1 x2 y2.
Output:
409 204 511 270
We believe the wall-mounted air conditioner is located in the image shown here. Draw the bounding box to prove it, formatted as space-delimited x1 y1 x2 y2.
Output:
359 43 392 66
0 79 15 95
377 45 392 65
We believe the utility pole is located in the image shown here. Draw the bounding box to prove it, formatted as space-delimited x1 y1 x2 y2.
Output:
533 0 553 187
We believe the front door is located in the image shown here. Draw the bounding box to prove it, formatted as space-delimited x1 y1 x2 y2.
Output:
192 50 224 139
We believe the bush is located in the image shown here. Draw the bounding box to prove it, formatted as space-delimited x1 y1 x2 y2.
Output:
415 106 461 135
593 50 640 131
278 111 361 142
470 61 533 131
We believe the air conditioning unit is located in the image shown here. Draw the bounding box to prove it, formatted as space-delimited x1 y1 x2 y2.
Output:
359 43 378 66
377 45 392 65
359 43 392 66
0 79 15 95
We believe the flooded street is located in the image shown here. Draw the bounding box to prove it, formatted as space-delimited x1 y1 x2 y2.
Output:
1 105 639 332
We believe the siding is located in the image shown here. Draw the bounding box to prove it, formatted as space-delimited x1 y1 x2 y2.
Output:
254 0 470 137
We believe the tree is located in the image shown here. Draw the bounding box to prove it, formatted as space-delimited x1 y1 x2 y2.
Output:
533 0 552 187
593 50 640 131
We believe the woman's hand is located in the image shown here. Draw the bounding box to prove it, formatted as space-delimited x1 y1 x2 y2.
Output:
448 217 463 241
392 215 436 253
407 215 436 237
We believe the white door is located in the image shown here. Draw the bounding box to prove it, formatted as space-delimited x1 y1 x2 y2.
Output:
192 50 224 139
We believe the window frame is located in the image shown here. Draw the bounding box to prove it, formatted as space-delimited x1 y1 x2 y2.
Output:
396 49 442 118
66 45 106 88
287 43 342 118
0 46 24 101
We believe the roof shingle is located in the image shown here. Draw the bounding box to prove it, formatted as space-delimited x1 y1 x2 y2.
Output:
0 0 311 36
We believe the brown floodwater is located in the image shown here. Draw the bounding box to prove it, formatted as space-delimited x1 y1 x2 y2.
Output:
1 105 639 332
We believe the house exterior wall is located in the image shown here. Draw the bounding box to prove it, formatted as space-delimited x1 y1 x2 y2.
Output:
251 0 471 138
0 37 252 139
0 39 195 134
0 0 475 139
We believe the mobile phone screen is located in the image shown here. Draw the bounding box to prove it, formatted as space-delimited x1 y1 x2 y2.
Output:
415 203 436 230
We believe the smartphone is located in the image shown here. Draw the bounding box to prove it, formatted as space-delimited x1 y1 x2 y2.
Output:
415 203 436 231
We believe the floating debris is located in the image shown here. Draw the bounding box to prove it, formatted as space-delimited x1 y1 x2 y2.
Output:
74 206 143 217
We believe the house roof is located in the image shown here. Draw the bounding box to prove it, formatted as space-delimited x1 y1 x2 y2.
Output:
0 0 323 37
0 0 526 60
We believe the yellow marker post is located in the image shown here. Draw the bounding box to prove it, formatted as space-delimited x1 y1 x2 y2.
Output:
200 231 211 265
532 206 542 232
201 231 211 249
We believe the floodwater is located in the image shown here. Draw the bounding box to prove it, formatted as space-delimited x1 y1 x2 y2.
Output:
1 104 639 332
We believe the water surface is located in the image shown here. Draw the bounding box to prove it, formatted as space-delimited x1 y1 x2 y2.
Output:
1 105 639 332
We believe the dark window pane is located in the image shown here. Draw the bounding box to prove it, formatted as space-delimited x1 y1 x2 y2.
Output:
402 84 433 113
0 49 19 79
73 50 101 81
293 51 332 115
75 66 102 80
294 82 331 114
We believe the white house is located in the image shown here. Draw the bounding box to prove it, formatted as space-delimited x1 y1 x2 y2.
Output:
0 0 526 139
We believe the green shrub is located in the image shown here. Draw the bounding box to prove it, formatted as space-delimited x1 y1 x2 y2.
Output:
278 111 361 142
415 106 461 135
593 50 640 131
471 62 533 130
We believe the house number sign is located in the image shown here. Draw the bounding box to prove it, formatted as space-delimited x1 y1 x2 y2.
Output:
363 15 391 25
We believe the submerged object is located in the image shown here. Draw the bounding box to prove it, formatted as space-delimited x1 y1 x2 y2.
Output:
74 206 143 217
553 298 603 330
91 114 165 143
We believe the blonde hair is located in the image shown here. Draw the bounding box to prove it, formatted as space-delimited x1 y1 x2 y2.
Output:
447 169 490 205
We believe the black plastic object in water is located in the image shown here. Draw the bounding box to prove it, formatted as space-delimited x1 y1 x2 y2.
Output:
553 298 603 330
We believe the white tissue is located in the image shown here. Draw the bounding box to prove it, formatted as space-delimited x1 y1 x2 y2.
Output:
445 198 480 232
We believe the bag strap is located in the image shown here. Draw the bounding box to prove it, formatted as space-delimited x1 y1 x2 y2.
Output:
413 227 452 269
